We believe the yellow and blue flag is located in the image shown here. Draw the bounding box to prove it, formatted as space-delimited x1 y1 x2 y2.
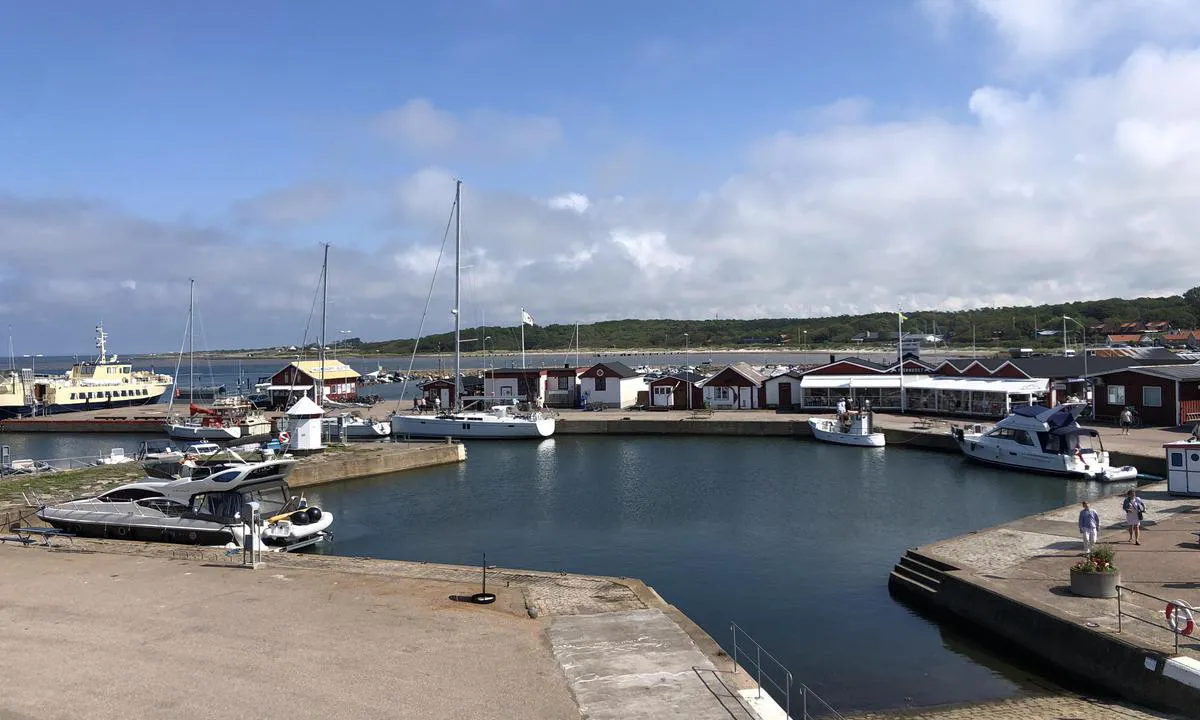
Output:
898 311 908 322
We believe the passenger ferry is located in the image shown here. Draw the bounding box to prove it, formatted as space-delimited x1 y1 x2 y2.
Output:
0 325 173 419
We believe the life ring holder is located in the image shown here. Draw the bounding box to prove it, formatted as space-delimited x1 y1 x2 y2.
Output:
1166 600 1195 636
278 431 291 444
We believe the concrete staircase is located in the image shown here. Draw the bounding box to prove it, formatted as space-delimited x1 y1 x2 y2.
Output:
888 550 957 605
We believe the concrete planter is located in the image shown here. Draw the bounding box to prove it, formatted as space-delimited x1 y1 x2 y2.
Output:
1070 568 1120 598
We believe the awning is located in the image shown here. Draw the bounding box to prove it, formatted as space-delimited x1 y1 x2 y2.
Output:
268 385 315 391
800 375 899 389
800 375 1048 394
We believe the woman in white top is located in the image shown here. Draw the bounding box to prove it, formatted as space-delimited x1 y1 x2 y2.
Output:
1123 489 1147 545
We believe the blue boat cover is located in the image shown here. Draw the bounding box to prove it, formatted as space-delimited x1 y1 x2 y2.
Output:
1045 408 1076 430
1012 405 1046 418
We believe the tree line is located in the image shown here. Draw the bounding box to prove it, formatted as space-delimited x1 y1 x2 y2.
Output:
349 287 1200 354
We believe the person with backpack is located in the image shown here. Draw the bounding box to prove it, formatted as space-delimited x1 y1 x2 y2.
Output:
1123 489 1147 545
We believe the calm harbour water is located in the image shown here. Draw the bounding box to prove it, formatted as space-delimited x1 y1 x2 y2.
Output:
300 435 1127 712
1 428 1133 711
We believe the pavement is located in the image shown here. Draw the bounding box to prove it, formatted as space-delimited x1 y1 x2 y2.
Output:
0 540 762 720
922 480 1200 659
848 695 1181 719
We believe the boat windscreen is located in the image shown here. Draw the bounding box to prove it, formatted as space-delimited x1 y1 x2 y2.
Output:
1012 405 1046 418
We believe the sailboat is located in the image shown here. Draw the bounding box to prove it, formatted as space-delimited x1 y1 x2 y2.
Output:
163 280 243 440
390 180 555 440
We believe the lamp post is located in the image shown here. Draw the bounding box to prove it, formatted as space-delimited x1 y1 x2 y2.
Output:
336 329 351 359
803 330 808 355
684 332 690 410
1064 316 1089 411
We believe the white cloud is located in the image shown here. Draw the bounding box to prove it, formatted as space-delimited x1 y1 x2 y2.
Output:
924 0 1200 67
233 183 345 227
375 98 562 161
119 280 137 291
547 192 590 214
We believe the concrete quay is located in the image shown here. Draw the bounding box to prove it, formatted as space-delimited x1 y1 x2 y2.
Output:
889 480 1200 716
0 540 772 720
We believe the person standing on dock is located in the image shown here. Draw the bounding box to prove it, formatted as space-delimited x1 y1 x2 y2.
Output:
1123 490 1146 545
1078 501 1100 554
1119 407 1133 434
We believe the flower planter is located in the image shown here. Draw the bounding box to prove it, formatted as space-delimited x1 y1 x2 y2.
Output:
1070 568 1120 598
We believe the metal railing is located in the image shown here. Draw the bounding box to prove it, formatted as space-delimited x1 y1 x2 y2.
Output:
1117 584 1198 654
731 623 844 720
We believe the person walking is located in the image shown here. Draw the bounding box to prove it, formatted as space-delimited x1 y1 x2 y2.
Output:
1078 501 1100 554
1119 407 1133 434
1123 489 1147 545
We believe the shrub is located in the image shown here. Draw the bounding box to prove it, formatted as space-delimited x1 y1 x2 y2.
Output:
1072 544 1118 573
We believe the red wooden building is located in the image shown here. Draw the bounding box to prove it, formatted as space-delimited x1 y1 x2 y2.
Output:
1088 365 1200 426
648 372 705 410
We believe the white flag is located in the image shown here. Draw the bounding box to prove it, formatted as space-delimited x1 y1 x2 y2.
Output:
521 309 535 326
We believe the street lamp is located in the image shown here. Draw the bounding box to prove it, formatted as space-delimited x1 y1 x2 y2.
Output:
1063 316 1089 411
335 329 352 359
802 330 808 354
683 333 690 410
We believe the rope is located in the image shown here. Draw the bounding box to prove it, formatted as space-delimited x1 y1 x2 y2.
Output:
392 198 458 413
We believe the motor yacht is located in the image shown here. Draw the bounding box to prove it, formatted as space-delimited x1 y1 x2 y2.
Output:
950 402 1137 481
37 457 332 550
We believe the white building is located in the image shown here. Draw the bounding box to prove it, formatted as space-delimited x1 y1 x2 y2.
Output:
285 394 325 452
578 362 643 409
763 371 803 409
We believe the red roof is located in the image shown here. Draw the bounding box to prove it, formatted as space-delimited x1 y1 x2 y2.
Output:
1106 334 1143 343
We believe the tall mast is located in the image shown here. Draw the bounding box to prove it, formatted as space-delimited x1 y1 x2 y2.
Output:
188 278 194 403
319 243 329 407
453 180 462 411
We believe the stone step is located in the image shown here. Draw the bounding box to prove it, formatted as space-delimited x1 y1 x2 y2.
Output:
894 560 943 589
905 549 959 573
888 570 939 601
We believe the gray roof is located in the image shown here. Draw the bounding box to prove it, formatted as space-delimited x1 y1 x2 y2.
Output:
1109 364 1200 381
1012 354 1188 378
659 371 705 384
589 361 640 378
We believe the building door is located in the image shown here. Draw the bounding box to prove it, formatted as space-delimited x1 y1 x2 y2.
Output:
653 386 673 407
778 382 792 409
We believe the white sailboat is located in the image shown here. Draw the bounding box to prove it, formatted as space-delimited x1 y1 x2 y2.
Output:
390 180 555 440
163 280 242 440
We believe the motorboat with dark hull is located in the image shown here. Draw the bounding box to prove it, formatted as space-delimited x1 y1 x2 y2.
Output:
950 402 1137 481
37 458 333 550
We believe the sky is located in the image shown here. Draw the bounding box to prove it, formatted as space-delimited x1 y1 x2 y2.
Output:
4 0 1200 354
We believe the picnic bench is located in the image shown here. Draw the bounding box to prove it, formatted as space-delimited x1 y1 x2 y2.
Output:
1 527 76 548
688 407 714 419
911 417 937 430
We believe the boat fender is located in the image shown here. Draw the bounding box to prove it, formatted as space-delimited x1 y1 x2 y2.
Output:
1167 601 1195 636
188 531 198 543
306 507 322 523
290 510 310 525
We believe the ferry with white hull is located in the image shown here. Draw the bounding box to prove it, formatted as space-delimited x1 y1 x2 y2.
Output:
0 325 171 419
950 402 1137 481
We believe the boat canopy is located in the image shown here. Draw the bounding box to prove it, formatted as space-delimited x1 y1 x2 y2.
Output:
1012 405 1047 418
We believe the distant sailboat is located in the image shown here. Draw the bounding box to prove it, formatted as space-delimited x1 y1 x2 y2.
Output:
163 280 243 440
390 180 555 440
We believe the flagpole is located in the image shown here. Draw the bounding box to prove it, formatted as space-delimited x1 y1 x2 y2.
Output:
521 307 526 371
898 306 905 414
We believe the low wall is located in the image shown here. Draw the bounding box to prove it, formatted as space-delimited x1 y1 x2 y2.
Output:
932 573 1199 714
0 419 163 433
288 442 466 488
557 419 802 437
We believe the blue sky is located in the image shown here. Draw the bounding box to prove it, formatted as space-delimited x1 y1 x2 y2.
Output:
3 1 1200 353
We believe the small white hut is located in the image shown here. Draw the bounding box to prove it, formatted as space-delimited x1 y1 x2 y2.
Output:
285 394 325 453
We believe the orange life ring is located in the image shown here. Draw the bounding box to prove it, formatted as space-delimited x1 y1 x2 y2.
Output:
1166 601 1195 636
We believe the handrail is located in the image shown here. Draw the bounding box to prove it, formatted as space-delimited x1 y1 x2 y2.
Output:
730 623 845 720
1117 584 1198 654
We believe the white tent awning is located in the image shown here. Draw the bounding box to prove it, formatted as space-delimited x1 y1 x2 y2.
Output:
800 375 900 389
800 375 1047 394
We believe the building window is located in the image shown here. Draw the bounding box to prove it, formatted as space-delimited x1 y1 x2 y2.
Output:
710 387 731 400
1143 385 1163 407
1106 385 1125 406
595 377 607 391
558 376 570 390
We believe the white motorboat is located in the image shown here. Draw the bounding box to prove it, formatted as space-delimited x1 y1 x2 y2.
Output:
325 414 391 439
389 180 556 441
38 457 332 551
809 413 885 447
392 403 555 439
950 402 1138 481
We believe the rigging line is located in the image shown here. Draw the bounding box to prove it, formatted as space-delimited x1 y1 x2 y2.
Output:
167 289 192 415
195 304 217 394
394 196 458 412
290 251 327 407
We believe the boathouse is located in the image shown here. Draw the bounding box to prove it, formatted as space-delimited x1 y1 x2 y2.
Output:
1086 364 1200 426
763 371 803 409
481 367 582 407
648 371 704 410
579 362 642 409
268 360 360 408
421 378 457 409
700 363 766 409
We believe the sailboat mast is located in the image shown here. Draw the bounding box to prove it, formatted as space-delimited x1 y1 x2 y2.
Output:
188 278 194 404
319 243 329 408
453 180 462 411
